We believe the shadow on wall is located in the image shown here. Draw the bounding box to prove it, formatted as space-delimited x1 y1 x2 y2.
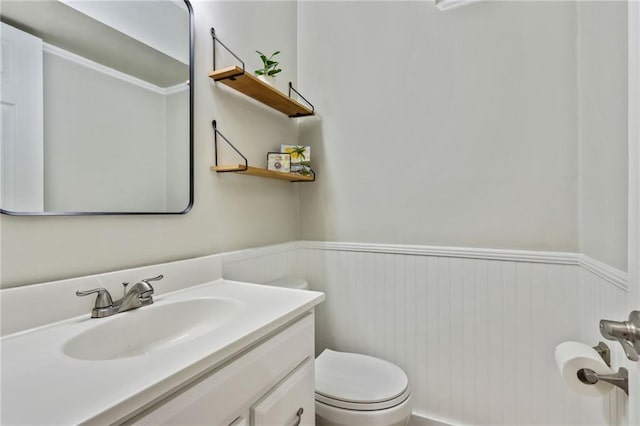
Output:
298 117 327 240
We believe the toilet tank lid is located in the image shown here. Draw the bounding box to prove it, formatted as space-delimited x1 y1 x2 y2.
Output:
266 277 309 290
315 349 409 404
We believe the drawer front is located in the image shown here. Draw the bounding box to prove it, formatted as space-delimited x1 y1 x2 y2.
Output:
130 313 314 426
252 359 314 426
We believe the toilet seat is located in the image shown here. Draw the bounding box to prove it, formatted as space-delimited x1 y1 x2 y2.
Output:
316 387 411 411
315 349 410 411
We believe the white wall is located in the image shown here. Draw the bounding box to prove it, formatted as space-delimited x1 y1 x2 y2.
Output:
0 0 301 288
577 1 628 272
297 1 579 252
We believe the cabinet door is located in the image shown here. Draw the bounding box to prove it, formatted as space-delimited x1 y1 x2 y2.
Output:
251 359 314 426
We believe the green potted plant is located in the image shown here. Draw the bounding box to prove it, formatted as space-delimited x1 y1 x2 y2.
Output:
255 50 282 87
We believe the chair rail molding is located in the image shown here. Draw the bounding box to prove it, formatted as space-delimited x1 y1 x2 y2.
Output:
298 241 628 291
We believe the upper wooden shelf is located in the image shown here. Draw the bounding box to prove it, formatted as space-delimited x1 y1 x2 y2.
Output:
209 66 314 118
212 165 315 182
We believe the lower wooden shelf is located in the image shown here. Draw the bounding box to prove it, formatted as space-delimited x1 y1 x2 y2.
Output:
212 165 314 182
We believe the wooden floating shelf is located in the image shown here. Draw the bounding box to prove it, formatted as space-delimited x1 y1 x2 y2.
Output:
209 66 314 118
212 165 314 182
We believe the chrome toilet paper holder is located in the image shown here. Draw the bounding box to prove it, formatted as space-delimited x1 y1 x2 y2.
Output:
577 367 628 395
576 342 628 395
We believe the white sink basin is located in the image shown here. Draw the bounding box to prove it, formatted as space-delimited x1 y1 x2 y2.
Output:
63 297 243 361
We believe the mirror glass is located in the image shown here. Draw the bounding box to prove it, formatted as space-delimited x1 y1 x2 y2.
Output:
0 0 193 215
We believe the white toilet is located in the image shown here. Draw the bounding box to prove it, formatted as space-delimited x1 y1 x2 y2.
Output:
267 278 413 426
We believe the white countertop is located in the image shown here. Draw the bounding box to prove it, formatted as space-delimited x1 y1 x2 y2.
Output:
1 279 324 425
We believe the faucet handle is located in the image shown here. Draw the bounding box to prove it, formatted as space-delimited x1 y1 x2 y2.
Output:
138 275 163 295
141 274 163 285
76 288 113 308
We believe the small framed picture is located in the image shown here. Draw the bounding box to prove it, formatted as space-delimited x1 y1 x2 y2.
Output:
267 152 291 173
281 145 311 164
281 145 311 175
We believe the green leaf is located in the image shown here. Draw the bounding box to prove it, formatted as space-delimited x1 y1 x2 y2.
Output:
255 51 268 65
256 50 282 73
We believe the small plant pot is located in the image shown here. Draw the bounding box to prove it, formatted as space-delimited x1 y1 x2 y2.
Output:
257 75 276 87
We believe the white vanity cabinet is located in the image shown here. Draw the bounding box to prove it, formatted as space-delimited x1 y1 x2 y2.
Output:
127 312 315 426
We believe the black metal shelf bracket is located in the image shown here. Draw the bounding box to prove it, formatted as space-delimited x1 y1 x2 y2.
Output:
210 27 245 75
289 82 315 114
292 168 316 182
212 120 248 171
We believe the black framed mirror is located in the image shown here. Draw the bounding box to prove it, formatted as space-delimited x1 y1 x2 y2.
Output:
0 0 194 215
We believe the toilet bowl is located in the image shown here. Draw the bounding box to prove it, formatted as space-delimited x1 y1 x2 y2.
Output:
314 349 412 426
266 278 413 426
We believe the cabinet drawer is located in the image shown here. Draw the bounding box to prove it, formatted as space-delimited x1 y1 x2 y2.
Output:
130 313 314 425
252 359 314 426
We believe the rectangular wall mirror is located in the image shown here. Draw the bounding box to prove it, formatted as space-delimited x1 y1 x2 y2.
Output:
0 0 194 215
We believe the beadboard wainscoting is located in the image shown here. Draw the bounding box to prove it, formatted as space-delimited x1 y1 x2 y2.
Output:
220 241 629 426
220 242 302 284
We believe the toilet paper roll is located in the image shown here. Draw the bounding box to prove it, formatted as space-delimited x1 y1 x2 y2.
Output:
554 341 614 397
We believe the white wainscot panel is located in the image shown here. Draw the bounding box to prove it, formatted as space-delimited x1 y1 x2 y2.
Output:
220 242 301 284
298 247 628 426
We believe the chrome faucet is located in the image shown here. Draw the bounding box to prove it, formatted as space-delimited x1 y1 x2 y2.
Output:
76 274 163 318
